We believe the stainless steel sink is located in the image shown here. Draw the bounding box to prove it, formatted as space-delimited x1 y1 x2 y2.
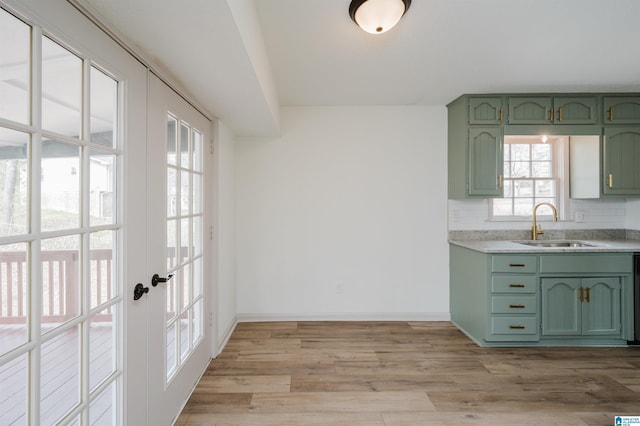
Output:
514 240 595 248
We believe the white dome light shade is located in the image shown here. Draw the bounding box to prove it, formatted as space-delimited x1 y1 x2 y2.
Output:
349 0 411 34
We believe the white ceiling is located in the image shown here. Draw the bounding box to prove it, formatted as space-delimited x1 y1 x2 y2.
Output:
76 0 640 136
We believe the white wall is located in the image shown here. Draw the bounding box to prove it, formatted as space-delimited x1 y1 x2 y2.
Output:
213 120 238 353
235 106 449 320
627 199 640 230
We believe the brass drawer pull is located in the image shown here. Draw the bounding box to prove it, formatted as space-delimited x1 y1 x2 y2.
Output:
509 304 526 309
608 107 613 121
509 325 525 330
509 284 525 288
499 107 503 122
508 263 526 267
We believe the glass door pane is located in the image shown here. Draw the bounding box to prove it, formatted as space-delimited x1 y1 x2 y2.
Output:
165 115 204 382
0 8 124 424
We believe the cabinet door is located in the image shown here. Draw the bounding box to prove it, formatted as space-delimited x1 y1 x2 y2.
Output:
469 97 504 124
581 278 621 336
604 97 640 124
541 278 581 336
603 127 640 196
553 97 598 125
468 127 503 196
508 97 552 124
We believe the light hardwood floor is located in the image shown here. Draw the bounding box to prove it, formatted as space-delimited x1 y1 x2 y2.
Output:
176 321 640 425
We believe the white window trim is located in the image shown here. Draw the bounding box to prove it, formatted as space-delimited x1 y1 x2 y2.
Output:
489 136 569 221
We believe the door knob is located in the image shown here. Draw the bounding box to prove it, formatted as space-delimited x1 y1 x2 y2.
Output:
152 273 174 287
133 283 149 300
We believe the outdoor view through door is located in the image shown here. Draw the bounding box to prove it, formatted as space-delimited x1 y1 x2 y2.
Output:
165 114 204 382
1 7 121 425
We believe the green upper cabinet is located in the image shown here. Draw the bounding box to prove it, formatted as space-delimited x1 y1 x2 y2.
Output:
604 96 640 124
508 97 553 124
603 127 640 196
468 127 503 196
469 97 504 124
553 97 598 124
448 96 505 198
508 96 598 125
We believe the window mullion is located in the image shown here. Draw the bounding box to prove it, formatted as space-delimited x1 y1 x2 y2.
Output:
29 23 43 426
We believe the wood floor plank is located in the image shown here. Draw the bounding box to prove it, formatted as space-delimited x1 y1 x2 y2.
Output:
194 375 291 393
179 412 385 426
382 411 590 425
248 391 436 413
179 321 640 424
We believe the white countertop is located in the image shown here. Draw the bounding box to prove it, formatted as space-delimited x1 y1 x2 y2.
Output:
449 239 640 254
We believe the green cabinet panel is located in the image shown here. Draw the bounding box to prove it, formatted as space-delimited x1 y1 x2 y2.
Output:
603 127 640 196
469 97 504 124
553 97 598 124
541 277 622 338
468 127 503 196
508 96 598 125
582 278 621 336
604 97 640 124
508 97 552 124
541 278 581 336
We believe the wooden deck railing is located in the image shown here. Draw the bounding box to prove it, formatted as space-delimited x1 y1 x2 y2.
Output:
1 247 188 325
0 249 113 324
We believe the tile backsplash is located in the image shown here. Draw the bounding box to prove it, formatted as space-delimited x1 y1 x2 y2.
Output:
448 198 627 231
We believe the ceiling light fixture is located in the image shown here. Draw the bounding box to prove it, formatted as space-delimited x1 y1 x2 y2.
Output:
349 0 411 34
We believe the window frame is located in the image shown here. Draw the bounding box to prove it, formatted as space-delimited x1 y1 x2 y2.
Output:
490 135 569 221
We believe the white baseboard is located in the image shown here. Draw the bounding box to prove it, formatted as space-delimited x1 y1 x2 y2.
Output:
235 312 451 323
214 317 238 357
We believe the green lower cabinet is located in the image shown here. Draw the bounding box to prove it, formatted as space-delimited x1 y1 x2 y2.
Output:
450 245 633 347
541 277 621 338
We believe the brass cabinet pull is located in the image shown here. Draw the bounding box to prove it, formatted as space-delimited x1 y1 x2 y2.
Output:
509 325 525 330
579 287 584 302
509 284 525 288
509 263 526 267
548 108 553 122
509 304 526 309
557 107 563 122
498 174 503 188
608 107 613 121
608 173 614 188
585 287 590 303
499 107 503 122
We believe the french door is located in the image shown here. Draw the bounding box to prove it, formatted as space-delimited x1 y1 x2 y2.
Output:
144 73 211 425
0 3 144 424
0 1 212 424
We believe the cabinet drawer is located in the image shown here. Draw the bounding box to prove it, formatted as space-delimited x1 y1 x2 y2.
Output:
491 275 537 293
491 295 537 314
539 254 631 274
490 317 538 335
492 256 536 273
